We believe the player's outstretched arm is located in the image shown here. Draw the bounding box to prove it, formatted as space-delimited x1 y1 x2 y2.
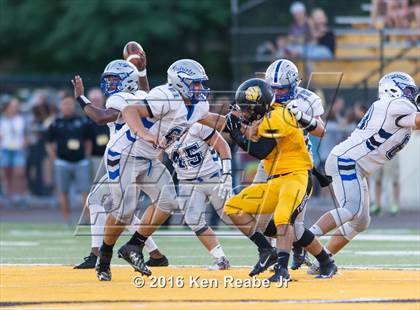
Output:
226 113 276 160
199 112 227 131
71 75 120 125
122 105 158 146
206 130 231 160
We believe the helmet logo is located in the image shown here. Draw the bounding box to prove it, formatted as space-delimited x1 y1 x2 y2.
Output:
245 86 261 102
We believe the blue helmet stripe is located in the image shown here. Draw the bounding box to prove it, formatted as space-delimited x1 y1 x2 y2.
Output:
273 61 282 83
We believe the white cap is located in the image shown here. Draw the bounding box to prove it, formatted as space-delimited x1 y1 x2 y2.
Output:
290 1 306 14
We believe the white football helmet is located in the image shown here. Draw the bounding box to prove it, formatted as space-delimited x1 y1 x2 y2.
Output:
265 59 301 103
378 72 417 103
167 59 209 103
100 59 139 96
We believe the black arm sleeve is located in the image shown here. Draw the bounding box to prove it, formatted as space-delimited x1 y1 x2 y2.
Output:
230 133 276 160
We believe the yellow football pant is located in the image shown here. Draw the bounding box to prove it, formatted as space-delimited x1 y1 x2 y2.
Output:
224 170 311 225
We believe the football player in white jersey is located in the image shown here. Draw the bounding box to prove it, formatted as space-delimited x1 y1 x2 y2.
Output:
96 59 234 280
169 123 232 270
71 60 167 273
308 72 419 273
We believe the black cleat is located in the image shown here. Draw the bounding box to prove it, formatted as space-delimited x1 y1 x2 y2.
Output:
118 244 152 276
317 260 338 279
74 252 97 269
249 248 277 277
290 249 313 270
268 264 291 283
146 255 169 267
96 251 112 281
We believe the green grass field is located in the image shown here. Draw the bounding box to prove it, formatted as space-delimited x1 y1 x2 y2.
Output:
1 222 419 268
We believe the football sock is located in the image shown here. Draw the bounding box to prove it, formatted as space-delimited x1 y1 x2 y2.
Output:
292 244 304 255
128 231 147 248
276 250 290 269
145 237 158 253
315 249 331 266
100 242 114 254
210 244 225 259
89 204 106 248
250 231 272 251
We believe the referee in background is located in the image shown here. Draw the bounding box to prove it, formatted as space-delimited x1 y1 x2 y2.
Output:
45 93 92 226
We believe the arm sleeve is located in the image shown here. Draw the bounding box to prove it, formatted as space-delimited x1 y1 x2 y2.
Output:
105 94 129 111
258 109 294 138
146 88 171 118
230 134 277 160
390 99 417 128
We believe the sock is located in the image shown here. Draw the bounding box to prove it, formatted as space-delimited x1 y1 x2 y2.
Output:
276 250 290 269
249 231 272 252
292 244 304 255
315 249 331 266
128 215 140 235
100 242 114 254
210 244 225 259
145 237 158 253
309 224 324 237
128 231 147 247
89 204 106 248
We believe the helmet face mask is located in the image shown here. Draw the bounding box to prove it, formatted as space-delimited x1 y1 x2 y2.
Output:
235 78 274 124
100 60 139 97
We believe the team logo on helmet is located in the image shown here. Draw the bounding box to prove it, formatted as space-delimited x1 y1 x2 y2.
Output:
245 86 262 102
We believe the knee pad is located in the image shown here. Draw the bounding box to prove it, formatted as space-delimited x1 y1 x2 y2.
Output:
330 208 354 227
339 223 359 241
194 225 209 236
348 214 371 234
292 221 305 241
263 219 276 237
294 229 315 247
156 198 179 213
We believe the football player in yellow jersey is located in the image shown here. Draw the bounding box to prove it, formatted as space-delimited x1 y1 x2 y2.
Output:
224 78 337 282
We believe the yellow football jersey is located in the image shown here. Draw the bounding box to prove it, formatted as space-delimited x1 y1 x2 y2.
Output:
257 105 312 176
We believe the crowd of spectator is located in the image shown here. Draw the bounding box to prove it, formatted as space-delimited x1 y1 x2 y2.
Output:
257 1 336 62
370 0 420 32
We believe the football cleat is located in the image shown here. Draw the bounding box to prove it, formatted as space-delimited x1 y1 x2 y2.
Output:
249 248 277 277
146 255 169 267
208 256 230 270
74 252 97 269
317 260 338 279
118 244 152 276
268 264 291 283
95 251 112 281
290 249 314 270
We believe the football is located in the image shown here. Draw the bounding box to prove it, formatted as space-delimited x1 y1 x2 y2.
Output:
123 41 146 70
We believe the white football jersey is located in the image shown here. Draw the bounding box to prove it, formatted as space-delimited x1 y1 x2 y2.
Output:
169 123 221 180
105 90 147 137
332 97 417 175
107 84 209 159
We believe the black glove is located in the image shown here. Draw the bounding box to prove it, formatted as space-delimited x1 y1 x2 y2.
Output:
225 112 242 137
312 167 332 187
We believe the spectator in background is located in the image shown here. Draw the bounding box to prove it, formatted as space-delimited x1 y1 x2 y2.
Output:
310 8 336 57
288 1 311 45
45 94 92 225
86 88 109 181
0 97 27 205
26 99 55 196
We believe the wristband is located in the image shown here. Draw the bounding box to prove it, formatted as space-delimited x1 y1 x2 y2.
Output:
76 95 91 110
221 159 232 175
138 68 147 77
298 113 317 132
